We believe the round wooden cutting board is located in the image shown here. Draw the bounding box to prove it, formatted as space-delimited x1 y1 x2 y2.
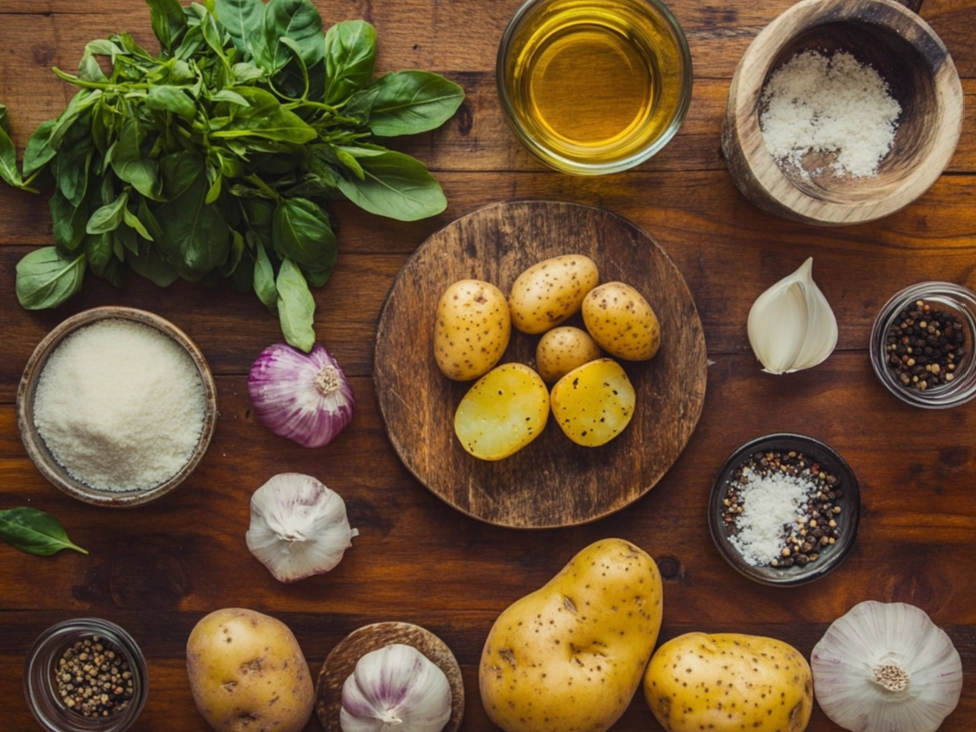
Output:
373 200 707 528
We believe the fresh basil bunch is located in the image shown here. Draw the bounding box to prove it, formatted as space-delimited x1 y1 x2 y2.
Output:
0 0 464 350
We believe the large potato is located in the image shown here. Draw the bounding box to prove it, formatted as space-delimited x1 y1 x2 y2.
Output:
550 358 636 447
644 633 813 732
481 538 663 732
535 326 603 382
434 279 511 380
186 608 314 732
582 281 661 360
508 254 599 334
454 363 549 460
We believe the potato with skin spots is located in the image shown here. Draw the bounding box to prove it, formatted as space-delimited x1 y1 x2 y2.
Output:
550 358 636 447
582 281 661 361
509 254 600 334
454 363 549 460
643 633 813 732
480 538 663 732
186 608 314 732
535 326 603 382
434 279 511 381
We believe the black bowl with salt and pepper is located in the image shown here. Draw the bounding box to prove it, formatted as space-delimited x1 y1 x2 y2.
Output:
708 433 860 587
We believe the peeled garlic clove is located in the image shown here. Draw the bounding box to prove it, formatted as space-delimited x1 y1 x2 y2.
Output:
340 644 452 732
747 257 838 374
245 473 358 583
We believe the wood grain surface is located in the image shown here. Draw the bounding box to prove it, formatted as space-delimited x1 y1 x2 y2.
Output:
374 201 706 528
0 1 974 731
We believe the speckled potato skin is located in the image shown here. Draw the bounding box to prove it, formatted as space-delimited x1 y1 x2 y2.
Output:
643 633 813 732
508 254 600 334
434 279 512 380
582 282 661 361
535 326 603 382
186 608 314 732
480 538 663 732
550 359 636 447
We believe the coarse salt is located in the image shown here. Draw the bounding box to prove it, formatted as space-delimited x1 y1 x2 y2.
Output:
728 468 812 566
760 50 901 178
33 319 207 492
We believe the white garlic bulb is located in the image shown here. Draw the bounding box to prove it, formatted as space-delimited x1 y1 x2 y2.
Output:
747 257 838 374
246 473 358 583
812 600 962 732
340 644 452 732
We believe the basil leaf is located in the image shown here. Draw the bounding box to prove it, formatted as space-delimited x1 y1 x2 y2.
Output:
146 85 197 120
324 20 376 104
214 87 317 143
124 204 154 240
263 0 324 74
57 139 93 206
145 0 187 51
86 190 129 234
272 197 336 270
232 62 266 83
252 233 277 311
23 120 58 177
0 508 88 556
0 109 23 188
50 189 90 250
211 89 250 107
276 257 315 352
366 71 465 136
85 231 124 287
336 148 447 221
127 238 179 287
15 247 86 310
216 0 268 63
111 119 160 200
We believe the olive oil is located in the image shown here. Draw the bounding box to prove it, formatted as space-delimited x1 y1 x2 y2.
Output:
499 0 691 173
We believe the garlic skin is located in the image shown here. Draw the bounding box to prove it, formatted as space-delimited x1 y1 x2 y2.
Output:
812 600 962 732
340 644 452 732
747 257 838 374
246 473 358 583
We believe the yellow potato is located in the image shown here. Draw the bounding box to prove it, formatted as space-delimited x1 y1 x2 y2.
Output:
550 358 636 447
535 326 603 382
480 538 663 732
582 281 661 360
186 608 314 732
508 254 600 334
454 363 549 460
644 633 813 732
434 279 511 381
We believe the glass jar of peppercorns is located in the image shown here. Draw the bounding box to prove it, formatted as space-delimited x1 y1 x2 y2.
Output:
23 618 148 732
870 282 976 408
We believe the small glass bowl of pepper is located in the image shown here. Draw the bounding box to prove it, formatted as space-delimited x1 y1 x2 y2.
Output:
869 282 976 409
23 618 148 732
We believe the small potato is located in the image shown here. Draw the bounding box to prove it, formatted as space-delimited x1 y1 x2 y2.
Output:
582 281 661 361
434 279 511 381
550 358 636 447
535 326 602 382
508 254 599 334
455 363 549 460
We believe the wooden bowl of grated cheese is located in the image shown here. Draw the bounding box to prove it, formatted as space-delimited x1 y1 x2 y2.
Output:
17 307 218 508
722 0 963 226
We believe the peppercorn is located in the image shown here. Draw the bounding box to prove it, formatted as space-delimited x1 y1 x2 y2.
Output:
56 636 134 717
884 300 966 390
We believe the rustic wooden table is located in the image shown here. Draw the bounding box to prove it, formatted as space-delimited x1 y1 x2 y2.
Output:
1 0 974 730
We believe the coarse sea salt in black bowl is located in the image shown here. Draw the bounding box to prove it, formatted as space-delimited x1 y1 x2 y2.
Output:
708 433 860 587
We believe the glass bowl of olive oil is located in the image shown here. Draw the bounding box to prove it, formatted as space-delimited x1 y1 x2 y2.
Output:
497 0 692 175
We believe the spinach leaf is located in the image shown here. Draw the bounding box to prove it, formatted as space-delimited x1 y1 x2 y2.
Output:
263 0 324 74
15 247 86 310
216 0 268 63
0 507 88 556
366 71 465 136
272 196 336 269
145 0 187 51
324 20 376 104
336 148 446 221
276 256 315 352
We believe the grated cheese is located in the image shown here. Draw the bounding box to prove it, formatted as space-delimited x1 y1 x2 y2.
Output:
760 50 901 178
728 468 812 566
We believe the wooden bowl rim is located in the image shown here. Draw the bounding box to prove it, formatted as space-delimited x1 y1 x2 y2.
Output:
16 306 218 508
727 0 964 225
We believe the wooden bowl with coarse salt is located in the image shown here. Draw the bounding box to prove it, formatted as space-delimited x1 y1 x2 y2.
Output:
722 0 963 226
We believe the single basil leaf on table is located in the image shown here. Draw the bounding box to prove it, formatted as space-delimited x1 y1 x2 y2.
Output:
23 120 58 177
366 71 465 137
215 0 268 63
15 247 86 310
276 256 315 352
272 196 336 269
50 189 90 250
251 232 278 311
336 148 447 221
262 0 324 74
324 20 376 105
0 508 88 556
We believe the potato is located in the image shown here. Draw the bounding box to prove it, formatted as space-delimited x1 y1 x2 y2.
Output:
454 363 549 460
508 254 599 334
550 358 636 447
582 281 661 360
480 538 663 732
434 279 511 380
186 608 314 732
535 326 603 382
643 633 813 732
